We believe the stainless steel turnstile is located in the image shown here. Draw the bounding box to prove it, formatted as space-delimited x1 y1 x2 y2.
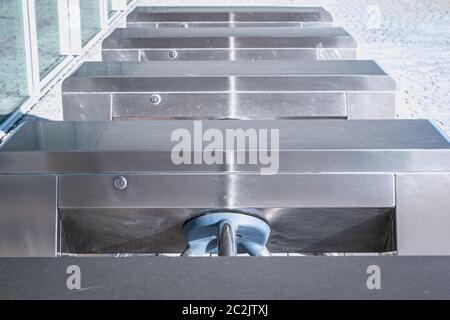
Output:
1 6 449 264
126 6 333 28
102 27 357 61
62 60 395 121
1 120 449 257
64 6 394 122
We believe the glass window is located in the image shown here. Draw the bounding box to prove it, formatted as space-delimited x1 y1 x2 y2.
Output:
80 0 101 46
108 0 115 18
0 0 28 124
35 0 67 79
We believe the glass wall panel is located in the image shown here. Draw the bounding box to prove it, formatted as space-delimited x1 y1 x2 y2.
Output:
35 0 67 78
0 0 28 124
108 0 114 18
80 0 101 45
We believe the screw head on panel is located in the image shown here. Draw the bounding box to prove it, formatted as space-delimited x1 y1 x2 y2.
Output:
168 50 178 59
150 94 162 105
113 176 128 191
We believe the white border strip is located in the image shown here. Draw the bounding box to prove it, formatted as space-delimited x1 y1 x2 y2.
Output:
21 0 40 98
58 0 71 55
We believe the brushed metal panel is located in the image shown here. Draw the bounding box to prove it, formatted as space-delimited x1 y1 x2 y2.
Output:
235 76 395 92
396 174 450 255
2 150 450 175
4 120 449 152
134 49 318 62
111 92 347 119
0 175 57 257
127 22 313 28
102 36 356 49
139 49 230 61
129 6 331 14
62 94 111 121
233 92 346 119
234 36 355 48
59 174 395 209
318 49 357 60
63 77 229 93
113 93 229 119
347 93 396 119
104 37 230 49
1 120 449 174
108 26 351 38
68 60 388 78
106 49 357 62
62 76 395 93
102 50 140 62
303 22 333 27
232 49 319 61
127 8 333 24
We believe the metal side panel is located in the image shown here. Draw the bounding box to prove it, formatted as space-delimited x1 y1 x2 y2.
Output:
59 174 395 209
62 76 395 93
67 60 388 78
127 22 331 28
102 36 356 49
63 90 390 121
347 93 396 120
126 7 333 27
102 48 356 62
0 175 58 257
129 6 333 15
303 21 333 28
58 174 395 254
1 120 449 175
102 50 141 62
110 92 347 120
62 94 112 121
61 60 395 121
318 48 357 60
100 31 357 62
107 26 350 39
61 66 394 120
396 173 450 256
5 119 449 153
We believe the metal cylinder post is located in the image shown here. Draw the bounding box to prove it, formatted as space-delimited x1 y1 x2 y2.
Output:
218 221 237 256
